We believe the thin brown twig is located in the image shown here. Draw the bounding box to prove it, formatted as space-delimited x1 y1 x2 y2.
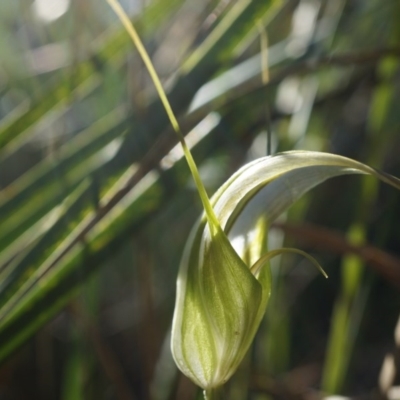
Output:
272 222 400 288
250 373 311 400
314 47 400 67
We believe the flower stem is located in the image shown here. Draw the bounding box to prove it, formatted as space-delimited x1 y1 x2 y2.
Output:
106 0 222 232
204 387 224 400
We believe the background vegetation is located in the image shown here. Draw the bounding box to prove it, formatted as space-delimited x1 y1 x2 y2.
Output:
0 0 399 399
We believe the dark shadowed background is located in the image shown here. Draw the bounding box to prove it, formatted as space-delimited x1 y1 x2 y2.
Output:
0 0 399 399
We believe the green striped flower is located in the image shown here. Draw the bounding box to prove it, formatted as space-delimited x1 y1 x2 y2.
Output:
171 151 400 391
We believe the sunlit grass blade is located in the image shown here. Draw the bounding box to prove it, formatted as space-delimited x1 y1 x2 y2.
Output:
0 173 161 362
0 0 185 155
0 115 226 362
0 180 93 309
182 0 282 75
0 109 128 255
0 68 98 154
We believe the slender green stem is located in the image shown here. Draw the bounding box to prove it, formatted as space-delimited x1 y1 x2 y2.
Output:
106 0 221 232
204 387 224 400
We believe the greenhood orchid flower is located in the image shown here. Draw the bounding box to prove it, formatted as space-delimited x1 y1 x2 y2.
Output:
171 151 400 391
102 3 400 396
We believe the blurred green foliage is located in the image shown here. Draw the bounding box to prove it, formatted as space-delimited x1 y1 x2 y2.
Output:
0 0 399 399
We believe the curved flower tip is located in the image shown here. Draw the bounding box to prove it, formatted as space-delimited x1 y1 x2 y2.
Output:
171 151 400 389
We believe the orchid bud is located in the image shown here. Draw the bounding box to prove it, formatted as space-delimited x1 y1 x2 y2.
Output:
171 151 400 391
171 216 271 390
